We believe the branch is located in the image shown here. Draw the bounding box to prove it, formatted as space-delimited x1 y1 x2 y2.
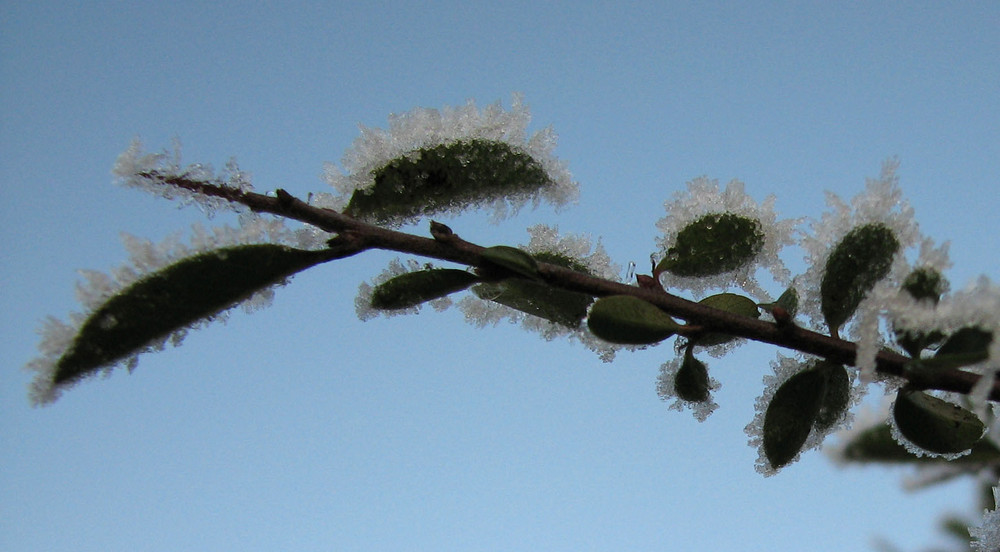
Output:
149 174 1000 401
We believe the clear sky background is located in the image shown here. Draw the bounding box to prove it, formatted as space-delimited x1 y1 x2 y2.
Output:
2 3 999 551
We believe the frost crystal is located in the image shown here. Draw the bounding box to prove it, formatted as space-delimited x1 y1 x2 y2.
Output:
25 215 316 406
656 357 720 422
970 485 1000 552
113 139 255 216
323 94 578 226
655 177 796 299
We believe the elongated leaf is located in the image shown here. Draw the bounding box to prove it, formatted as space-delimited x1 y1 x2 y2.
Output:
54 245 335 385
820 223 899 334
693 292 760 346
655 213 764 277
839 424 1000 464
371 268 479 310
473 280 594 328
586 295 681 345
762 368 828 469
480 245 539 279
893 388 985 455
345 139 553 224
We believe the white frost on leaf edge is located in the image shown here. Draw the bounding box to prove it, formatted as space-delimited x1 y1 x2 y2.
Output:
25 215 318 406
321 94 579 226
971 485 1000 552
656 356 720 422
655 177 798 299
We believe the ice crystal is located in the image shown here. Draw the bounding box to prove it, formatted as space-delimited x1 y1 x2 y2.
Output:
656 357 720 422
655 177 796 299
113 139 255 216
746 354 861 475
25 216 315 406
323 94 578 226
971 485 1000 552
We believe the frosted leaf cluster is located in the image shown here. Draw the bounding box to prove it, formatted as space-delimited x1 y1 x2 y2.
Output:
745 354 861 476
458 225 622 362
321 94 578 225
113 139 254 216
25 215 314 406
655 177 796 299
656 357 720 422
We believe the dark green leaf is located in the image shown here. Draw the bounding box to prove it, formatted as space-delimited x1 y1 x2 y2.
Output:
344 139 554 225
480 245 540 279
674 348 710 402
936 327 994 357
813 361 850 431
820 223 899 335
693 293 761 346
655 213 764 277
473 280 594 328
759 287 799 319
586 295 681 345
762 368 828 469
840 423 1000 464
893 388 985 455
370 268 479 310
55 245 336 385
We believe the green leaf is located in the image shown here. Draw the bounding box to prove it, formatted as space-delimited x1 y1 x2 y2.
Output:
762 368 827 469
813 361 850 432
936 326 994 357
344 139 554 225
55 245 336 385
893 388 985 455
655 213 764 277
839 423 1000 464
480 245 540 279
693 293 761 346
895 268 947 356
820 223 899 335
674 348 711 402
473 280 594 328
759 287 799 319
370 268 479 310
586 295 681 345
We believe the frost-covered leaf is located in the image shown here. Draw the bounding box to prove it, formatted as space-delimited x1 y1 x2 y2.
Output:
762 367 828 469
820 223 899 334
53 245 336 386
480 245 540 279
759 286 799 319
370 268 479 310
895 268 948 356
893 388 985 455
674 348 711 402
473 280 593 329
344 140 554 225
813 362 850 432
693 292 760 346
655 213 764 278
586 295 681 345
839 424 1000 464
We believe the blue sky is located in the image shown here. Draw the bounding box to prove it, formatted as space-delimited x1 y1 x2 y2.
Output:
2 2 999 551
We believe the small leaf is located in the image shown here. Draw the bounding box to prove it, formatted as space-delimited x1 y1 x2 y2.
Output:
693 292 760 346
936 327 994 357
586 295 681 345
674 348 710 402
54 245 336 385
759 287 799 319
655 213 764 277
480 245 539 279
762 368 828 469
895 268 947 356
820 223 899 334
370 268 478 310
473 280 593 328
813 361 850 431
893 388 985 455
345 139 553 224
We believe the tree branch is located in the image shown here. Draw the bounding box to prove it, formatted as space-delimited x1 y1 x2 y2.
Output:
149 175 1000 401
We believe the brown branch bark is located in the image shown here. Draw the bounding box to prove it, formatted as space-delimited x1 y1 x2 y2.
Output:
146 174 1000 402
